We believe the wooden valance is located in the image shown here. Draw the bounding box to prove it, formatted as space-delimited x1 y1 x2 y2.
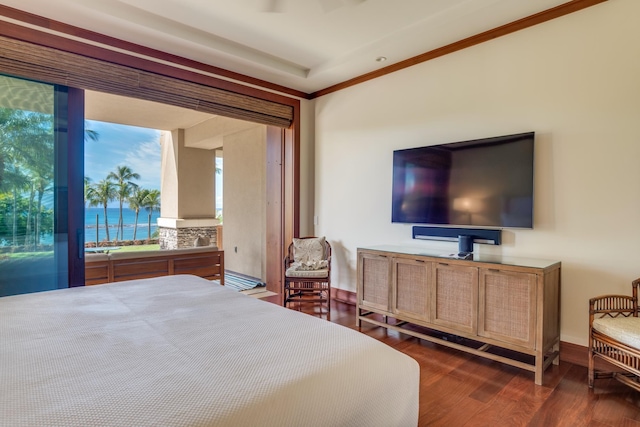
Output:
0 35 293 128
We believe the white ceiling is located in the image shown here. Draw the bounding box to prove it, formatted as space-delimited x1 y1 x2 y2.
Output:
1 0 571 94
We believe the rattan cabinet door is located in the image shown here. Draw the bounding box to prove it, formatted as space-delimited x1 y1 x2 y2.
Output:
392 257 430 322
358 251 392 314
430 263 478 334
478 269 537 348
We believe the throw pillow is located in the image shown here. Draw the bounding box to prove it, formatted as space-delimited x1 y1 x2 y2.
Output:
293 237 325 263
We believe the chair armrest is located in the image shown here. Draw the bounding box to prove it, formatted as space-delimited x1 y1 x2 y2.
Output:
283 255 292 269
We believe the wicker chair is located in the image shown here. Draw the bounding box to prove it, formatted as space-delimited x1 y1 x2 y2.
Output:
588 278 640 391
283 237 331 312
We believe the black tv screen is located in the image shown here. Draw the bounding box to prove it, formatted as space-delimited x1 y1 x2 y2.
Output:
392 132 534 228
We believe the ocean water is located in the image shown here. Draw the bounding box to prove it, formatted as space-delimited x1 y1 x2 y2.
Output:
85 207 160 242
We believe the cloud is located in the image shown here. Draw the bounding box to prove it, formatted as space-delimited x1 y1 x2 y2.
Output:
121 139 161 190
84 122 162 207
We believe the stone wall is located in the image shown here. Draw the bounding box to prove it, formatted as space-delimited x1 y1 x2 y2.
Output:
159 226 217 250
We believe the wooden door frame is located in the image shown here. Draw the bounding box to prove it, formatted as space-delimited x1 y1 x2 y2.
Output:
266 125 299 301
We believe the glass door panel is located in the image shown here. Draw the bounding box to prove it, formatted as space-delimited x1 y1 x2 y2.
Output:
0 75 69 296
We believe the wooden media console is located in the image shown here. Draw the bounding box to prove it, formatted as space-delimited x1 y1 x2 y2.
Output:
357 245 561 385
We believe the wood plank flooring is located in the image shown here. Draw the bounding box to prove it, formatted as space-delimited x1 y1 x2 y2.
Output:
276 297 640 427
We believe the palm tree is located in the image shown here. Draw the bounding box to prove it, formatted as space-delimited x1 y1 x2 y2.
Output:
84 176 98 245
84 127 99 143
128 187 149 241
33 172 51 245
0 107 53 247
84 177 92 207
107 165 140 241
4 165 29 245
142 189 160 241
86 179 116 242
82 125 99 223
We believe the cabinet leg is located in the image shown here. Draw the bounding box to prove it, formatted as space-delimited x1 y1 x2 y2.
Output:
535 354 543 385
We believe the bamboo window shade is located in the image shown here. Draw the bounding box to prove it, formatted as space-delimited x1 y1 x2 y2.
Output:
0 35 293 128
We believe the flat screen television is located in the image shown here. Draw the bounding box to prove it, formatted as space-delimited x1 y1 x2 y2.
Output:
391 132 534 228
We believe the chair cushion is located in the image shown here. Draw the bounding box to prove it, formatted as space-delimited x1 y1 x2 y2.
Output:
593 317 640 349
295 260 328 271
285 267 329 279
293 237 325 263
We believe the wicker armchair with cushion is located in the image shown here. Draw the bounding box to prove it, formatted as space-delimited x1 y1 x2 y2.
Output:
283 236 331 312
589 278 640 391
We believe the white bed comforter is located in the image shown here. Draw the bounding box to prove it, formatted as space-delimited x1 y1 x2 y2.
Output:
0 275 419 426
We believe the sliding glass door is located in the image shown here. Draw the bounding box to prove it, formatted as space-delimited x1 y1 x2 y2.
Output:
0 74 82 296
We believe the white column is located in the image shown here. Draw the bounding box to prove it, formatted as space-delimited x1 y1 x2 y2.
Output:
159 129 219 249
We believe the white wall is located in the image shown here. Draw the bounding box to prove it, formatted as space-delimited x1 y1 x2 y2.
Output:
223 125 267 279
160 129 216 219
299 99 316 236
313 0 640 346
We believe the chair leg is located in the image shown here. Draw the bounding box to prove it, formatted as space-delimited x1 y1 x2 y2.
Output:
283 284 290 307
325 284 331 313
588 351 595 388
588 331 595 388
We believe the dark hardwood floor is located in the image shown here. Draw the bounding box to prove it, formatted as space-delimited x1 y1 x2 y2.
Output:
276 297 640 427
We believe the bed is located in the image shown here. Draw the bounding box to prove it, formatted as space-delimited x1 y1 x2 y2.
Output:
0 275 419 426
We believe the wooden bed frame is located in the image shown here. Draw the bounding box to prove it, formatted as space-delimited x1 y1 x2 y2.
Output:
85 247 224 285
588 278 640 390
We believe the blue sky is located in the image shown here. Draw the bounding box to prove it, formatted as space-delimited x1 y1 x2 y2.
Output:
85 120 162 207
85 120 223 211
